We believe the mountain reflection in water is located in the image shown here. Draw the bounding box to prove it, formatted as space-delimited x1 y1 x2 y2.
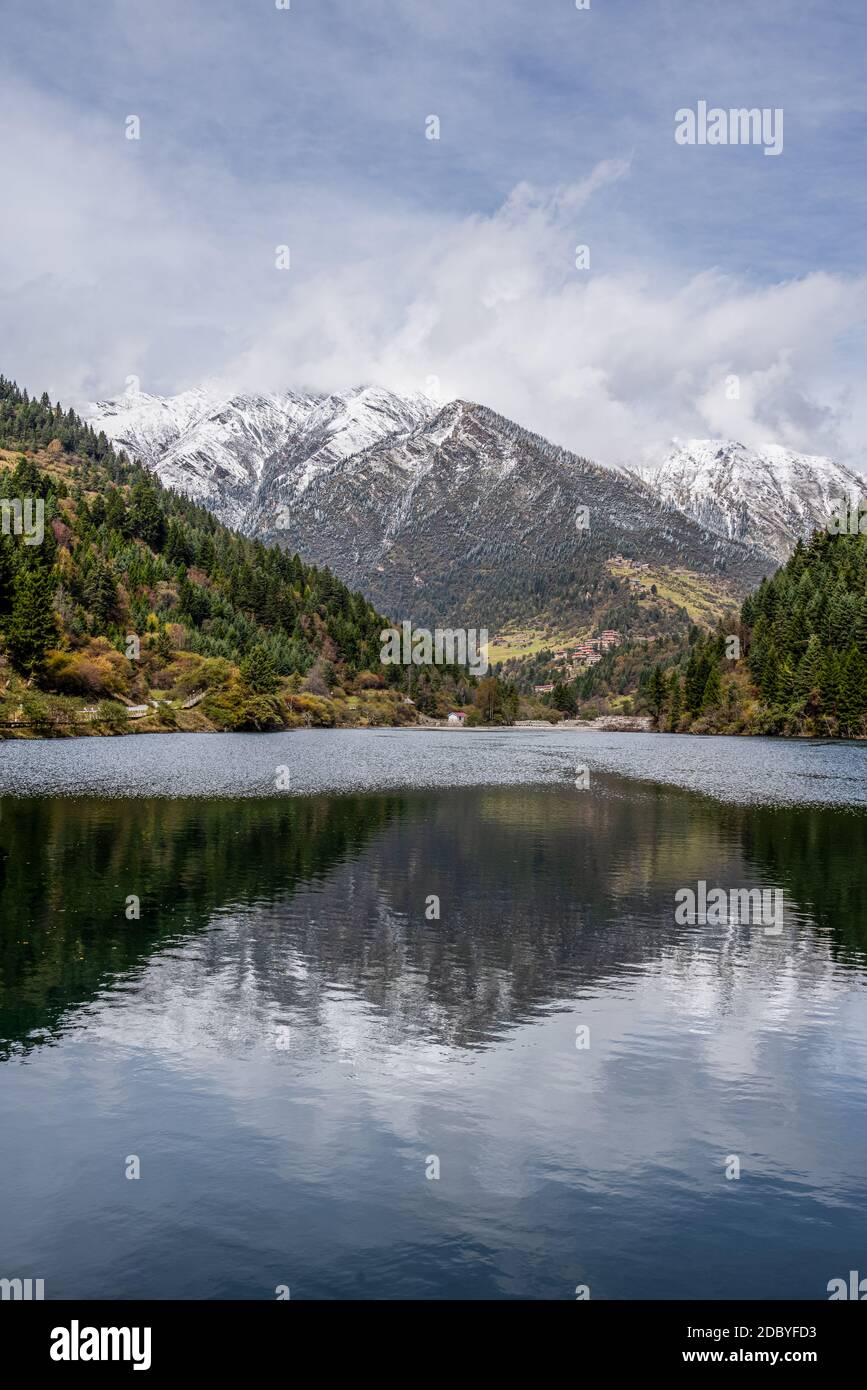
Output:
1 772 866 1299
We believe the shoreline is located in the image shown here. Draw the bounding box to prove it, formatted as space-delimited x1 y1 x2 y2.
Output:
3 714 861 742
0 711 655 741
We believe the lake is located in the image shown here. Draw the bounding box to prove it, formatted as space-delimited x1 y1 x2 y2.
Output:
1 730 866 1299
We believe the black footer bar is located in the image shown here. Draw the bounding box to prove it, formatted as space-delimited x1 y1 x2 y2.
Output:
3 1299 860 1374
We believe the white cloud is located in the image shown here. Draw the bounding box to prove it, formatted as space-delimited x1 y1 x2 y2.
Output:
1 76 864 470
231 180 866 469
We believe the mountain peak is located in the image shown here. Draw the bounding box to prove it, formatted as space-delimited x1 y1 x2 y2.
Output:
643 438 863 563
86 379 856 630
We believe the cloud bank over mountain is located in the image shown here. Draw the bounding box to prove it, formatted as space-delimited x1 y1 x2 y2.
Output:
1 0 865 470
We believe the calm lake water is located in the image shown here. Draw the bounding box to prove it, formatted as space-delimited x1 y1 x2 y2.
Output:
1 731 866 1299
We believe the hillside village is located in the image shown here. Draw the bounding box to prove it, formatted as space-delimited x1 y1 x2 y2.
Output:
534 629 623 691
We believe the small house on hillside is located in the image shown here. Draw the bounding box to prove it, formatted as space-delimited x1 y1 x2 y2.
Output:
447 710 466 724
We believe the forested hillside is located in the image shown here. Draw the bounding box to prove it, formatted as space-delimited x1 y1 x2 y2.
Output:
0 378 437 733
740 528 867 735
635 527 867 737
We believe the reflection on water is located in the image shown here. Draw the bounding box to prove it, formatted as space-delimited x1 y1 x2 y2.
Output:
1 769 866 1299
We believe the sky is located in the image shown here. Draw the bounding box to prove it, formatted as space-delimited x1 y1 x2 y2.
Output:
1 0 865 468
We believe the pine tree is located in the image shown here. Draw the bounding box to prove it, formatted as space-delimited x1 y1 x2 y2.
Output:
648 664 667 724
854 596 867 656
0 535 15 620
684 648 708 714
153 627 173 662
783 605 809 661
129 481 165 549
239 644 280 694
837 648 866 737
822 650 842 719
5 564 58 675
11 453 46 497
104 488 127 535
668 670 683 731
84 560 118 628
827 585 854 648
761 644 780 705
772 651 795 709
701 663 722 711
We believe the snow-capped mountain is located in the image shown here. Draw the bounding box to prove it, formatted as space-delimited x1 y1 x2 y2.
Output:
87 386 770 629
249 397 770 627
89 385 436 530
642 440 864 565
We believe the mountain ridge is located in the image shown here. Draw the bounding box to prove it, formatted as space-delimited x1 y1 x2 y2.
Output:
90 384 437 530
640 438 863 564
87 385 774 637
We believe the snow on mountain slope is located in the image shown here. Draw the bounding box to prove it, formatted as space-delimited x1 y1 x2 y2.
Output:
261 386 439 503
253 399 769 628
87 385 771 629
87 385 436 530
641 440 865 565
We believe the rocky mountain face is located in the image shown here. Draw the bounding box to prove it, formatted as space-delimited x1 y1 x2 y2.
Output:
249 398 771 629
87 386 782 630
89 385 436 531
641 439 863 565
